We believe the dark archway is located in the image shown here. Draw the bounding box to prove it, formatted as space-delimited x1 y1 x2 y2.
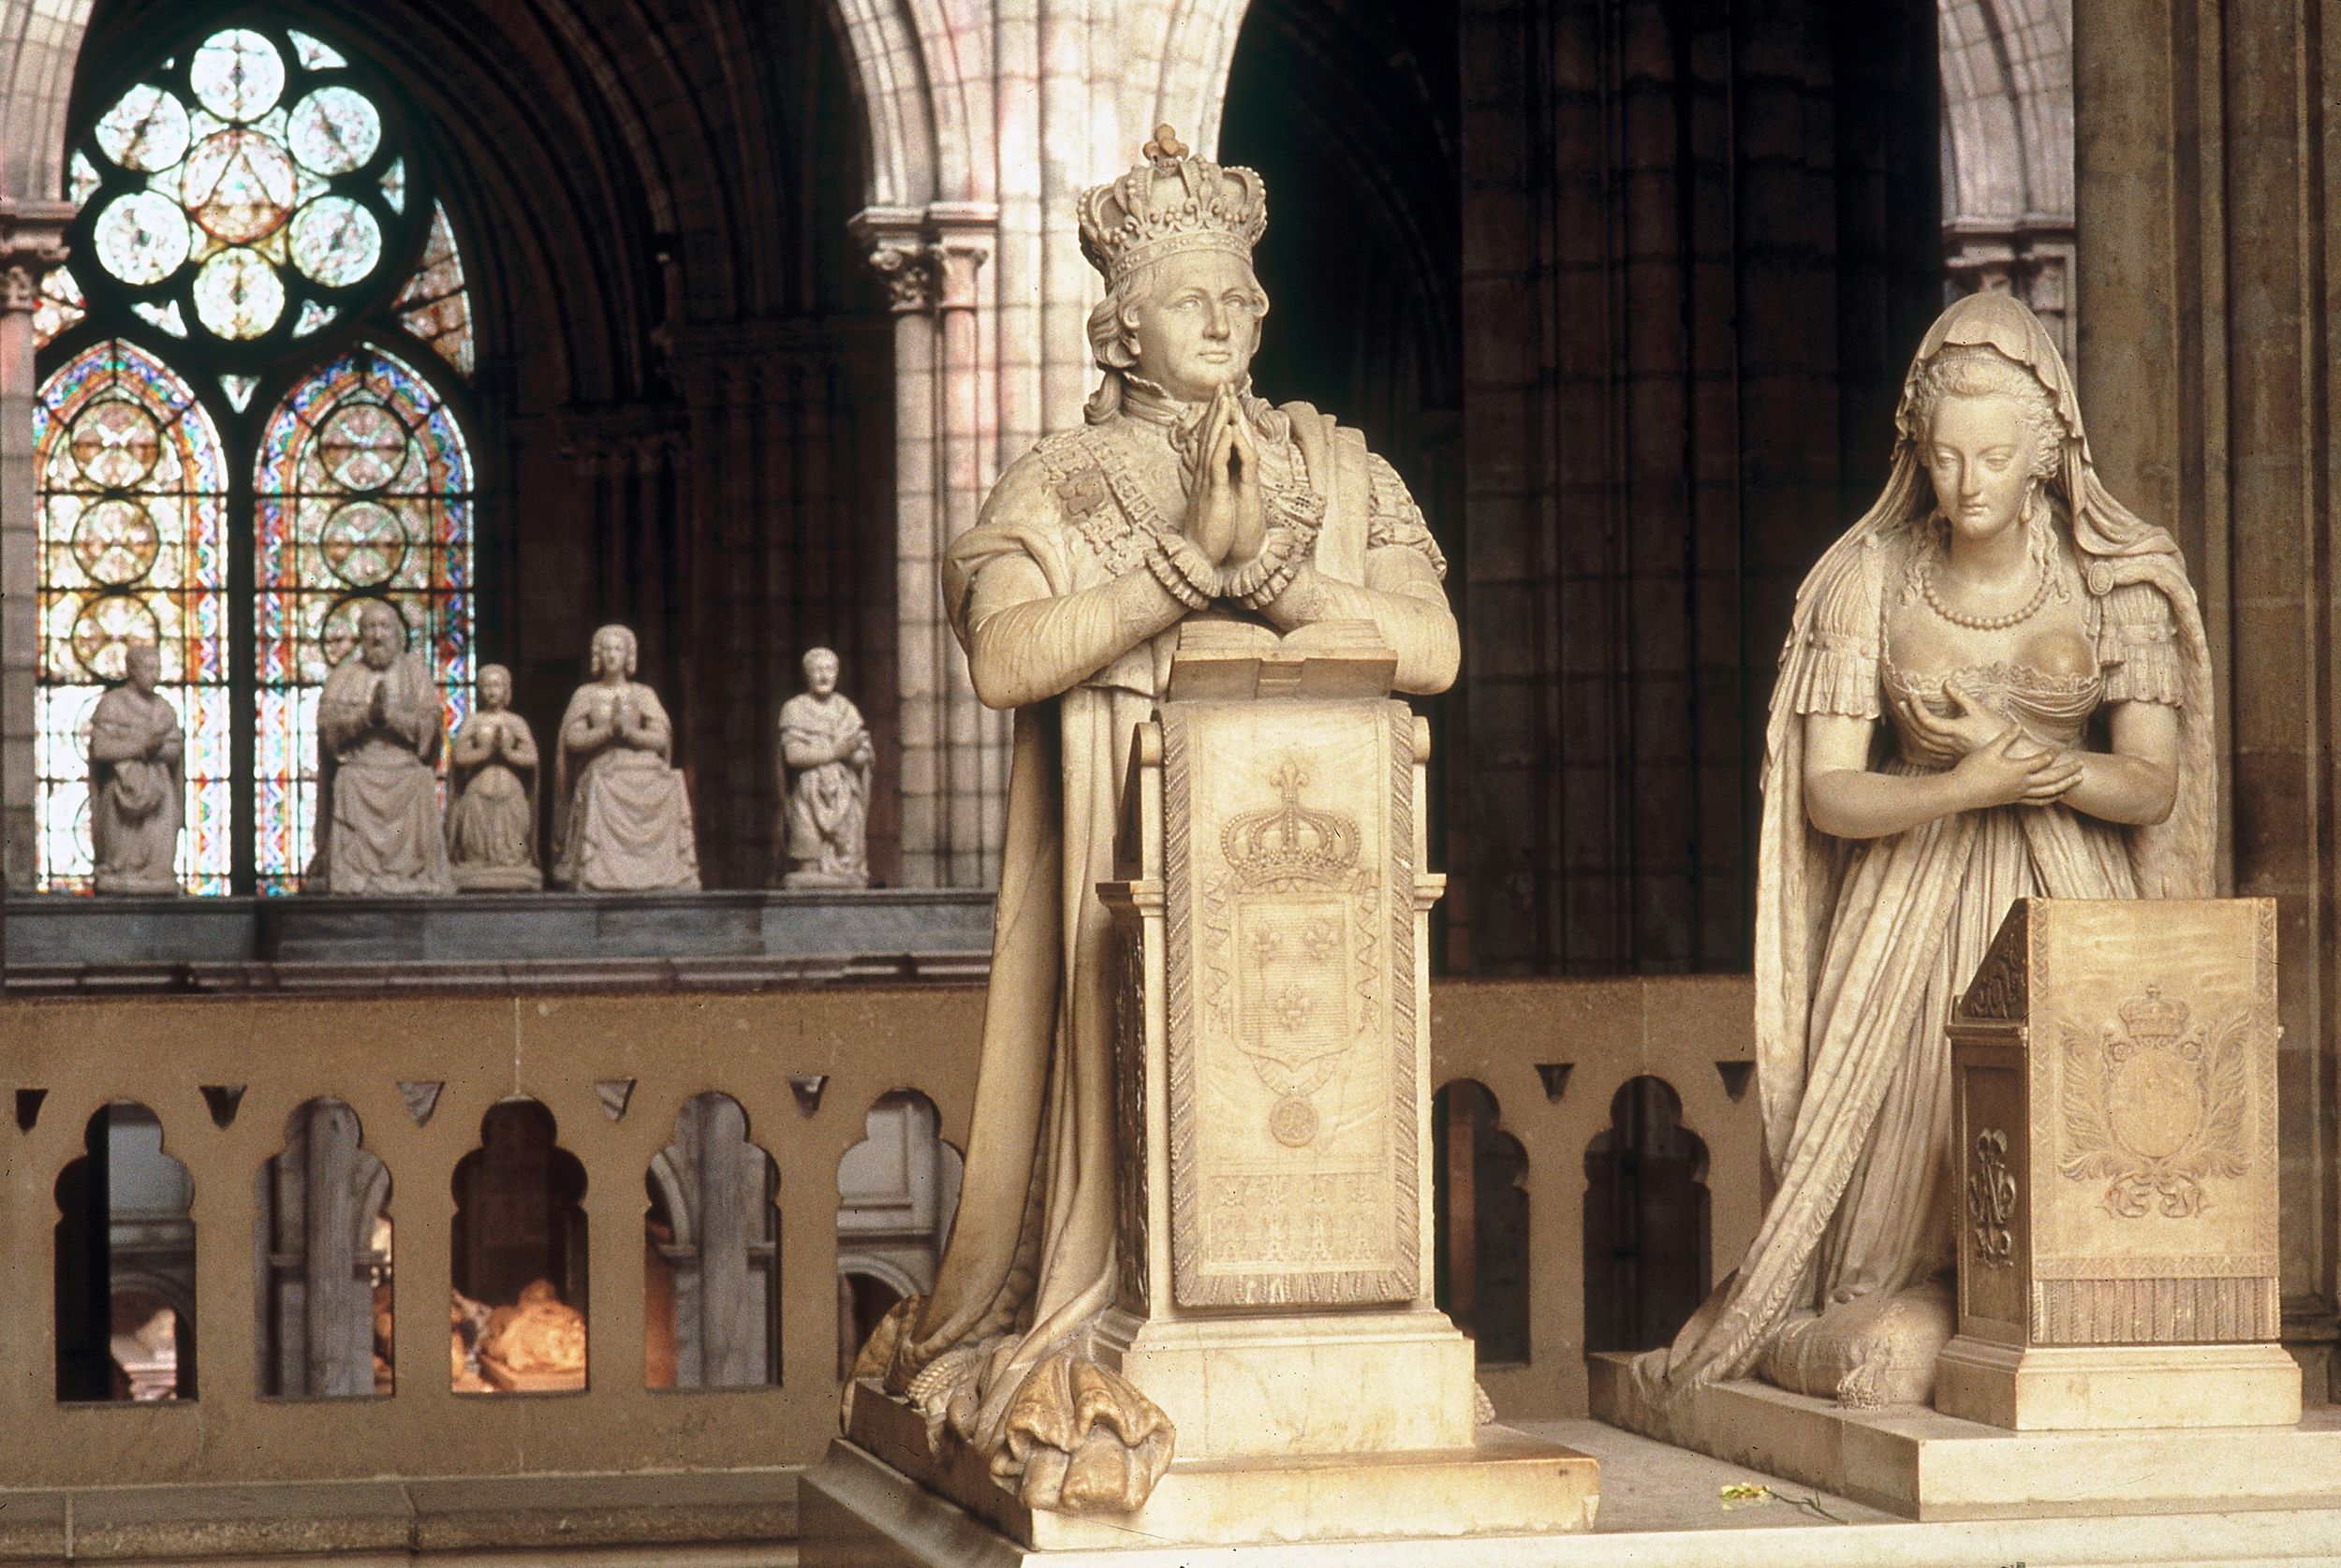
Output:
1583 1075 1711 1355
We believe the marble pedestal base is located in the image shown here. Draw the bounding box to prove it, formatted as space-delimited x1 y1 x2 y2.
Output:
1588 1351 2341 1521
1934 1336 2303 1429
836 1385 1597 1554
1092 1306 1476 1458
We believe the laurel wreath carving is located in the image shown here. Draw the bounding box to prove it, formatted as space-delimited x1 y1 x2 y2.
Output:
2058 1001 2252 1220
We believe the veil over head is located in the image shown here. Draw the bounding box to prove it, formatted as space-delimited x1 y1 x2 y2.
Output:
1748 291 2217 1191
1635 293 2221 1404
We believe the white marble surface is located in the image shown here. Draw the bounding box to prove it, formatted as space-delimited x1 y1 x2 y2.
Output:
805 1419 2341 1566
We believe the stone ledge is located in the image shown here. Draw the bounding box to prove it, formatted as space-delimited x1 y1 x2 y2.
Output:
1588 1350 2341 1522
3 888 995 975
805 1418 2341 1567
0 1468 800 1563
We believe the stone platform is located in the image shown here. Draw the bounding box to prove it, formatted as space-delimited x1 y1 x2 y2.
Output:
1587 1351 2341 1523
3 888 993 991
805 1416 2341 1566
841 1379 1598 1551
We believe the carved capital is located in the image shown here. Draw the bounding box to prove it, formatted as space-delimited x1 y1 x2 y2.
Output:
0 198 74 314
869 241 938 314
0 265 38 314
848 203 994 315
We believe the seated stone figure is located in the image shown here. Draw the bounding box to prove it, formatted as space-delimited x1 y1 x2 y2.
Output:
779 646 874 888
88 640 184 894
551 623 700 891
311 600 456 895
446 663 542 889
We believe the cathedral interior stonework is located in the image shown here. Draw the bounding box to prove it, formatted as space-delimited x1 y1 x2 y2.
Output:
4 0 2340 1562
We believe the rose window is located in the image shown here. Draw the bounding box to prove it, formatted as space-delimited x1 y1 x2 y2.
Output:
78 26 412 360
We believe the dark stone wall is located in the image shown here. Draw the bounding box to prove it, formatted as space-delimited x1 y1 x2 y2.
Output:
1450 0 1941 973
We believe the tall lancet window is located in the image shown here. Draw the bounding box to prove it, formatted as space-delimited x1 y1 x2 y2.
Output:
36 20 478 893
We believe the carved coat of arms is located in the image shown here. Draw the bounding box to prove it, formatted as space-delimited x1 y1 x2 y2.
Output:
2058 985 2251 1219
1205 758 1375 1149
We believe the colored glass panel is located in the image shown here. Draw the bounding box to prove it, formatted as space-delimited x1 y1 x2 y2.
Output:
189 29 286 123
79 25 407 358
253 344 472 891
34 266 87 348
287 30 348 71
288 195 381 286
288 87 380 175
34 341 231 894
393 205 474 377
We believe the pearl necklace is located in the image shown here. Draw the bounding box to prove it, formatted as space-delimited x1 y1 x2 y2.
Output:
1916 550 2054 631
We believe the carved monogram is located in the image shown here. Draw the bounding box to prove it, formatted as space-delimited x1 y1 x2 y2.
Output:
1967 1128 2017 1267
2058 986 2251 1220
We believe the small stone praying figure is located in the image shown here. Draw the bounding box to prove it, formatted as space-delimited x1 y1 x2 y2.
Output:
446 663 542 890
552 623 700 891
779 647 874 888
311 600 456 895
88 640 184 895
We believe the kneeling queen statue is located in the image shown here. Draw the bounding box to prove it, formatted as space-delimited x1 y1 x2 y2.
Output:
845 127 1459 1512
1629 291 2216 1418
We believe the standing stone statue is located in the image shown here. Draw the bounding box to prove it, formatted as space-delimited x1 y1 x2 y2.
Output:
779 647 873 888
445 663 542 890
1623 292 2216 1418
88 639 183 894
551 623 700 892
311 600 456 895
842 127 1458 1513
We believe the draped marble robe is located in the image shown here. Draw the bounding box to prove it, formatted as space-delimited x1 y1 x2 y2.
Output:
88 681 184 894
312 649 455 895
551 680 700 892
781 691 873 887
447 708 542 888
1629 292 2216 1419
851 388 1453 1512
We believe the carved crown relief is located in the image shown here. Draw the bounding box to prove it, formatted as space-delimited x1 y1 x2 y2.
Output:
1203 759 1376 1150
2057 985 2252 1220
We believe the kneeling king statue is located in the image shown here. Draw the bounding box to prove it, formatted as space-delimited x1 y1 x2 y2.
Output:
844 127 1460 1513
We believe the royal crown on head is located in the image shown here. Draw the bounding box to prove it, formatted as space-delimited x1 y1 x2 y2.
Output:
1078 125 1268 286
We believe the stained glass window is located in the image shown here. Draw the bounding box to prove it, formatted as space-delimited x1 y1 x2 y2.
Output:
34 341 232 894
33 266 87 349
75 25 417 366
253 344 473 892
394 205 473 377
36 19 481 897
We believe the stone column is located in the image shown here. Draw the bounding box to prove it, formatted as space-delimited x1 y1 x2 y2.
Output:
0 200 70 928
2075 0 2341 1385
852 205 1007 888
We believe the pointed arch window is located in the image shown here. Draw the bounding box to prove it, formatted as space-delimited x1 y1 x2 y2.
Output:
34 342 232 892
35 20 480 894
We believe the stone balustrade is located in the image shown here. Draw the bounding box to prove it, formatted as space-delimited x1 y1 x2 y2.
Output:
0 975 1759 1493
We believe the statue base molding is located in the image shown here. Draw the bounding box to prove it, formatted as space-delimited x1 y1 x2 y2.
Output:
1589 1352 2341 1522
1089 1304 1475 1458
1932 1336 2301 1429
451 864 543 891
831 1386 1597 1555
